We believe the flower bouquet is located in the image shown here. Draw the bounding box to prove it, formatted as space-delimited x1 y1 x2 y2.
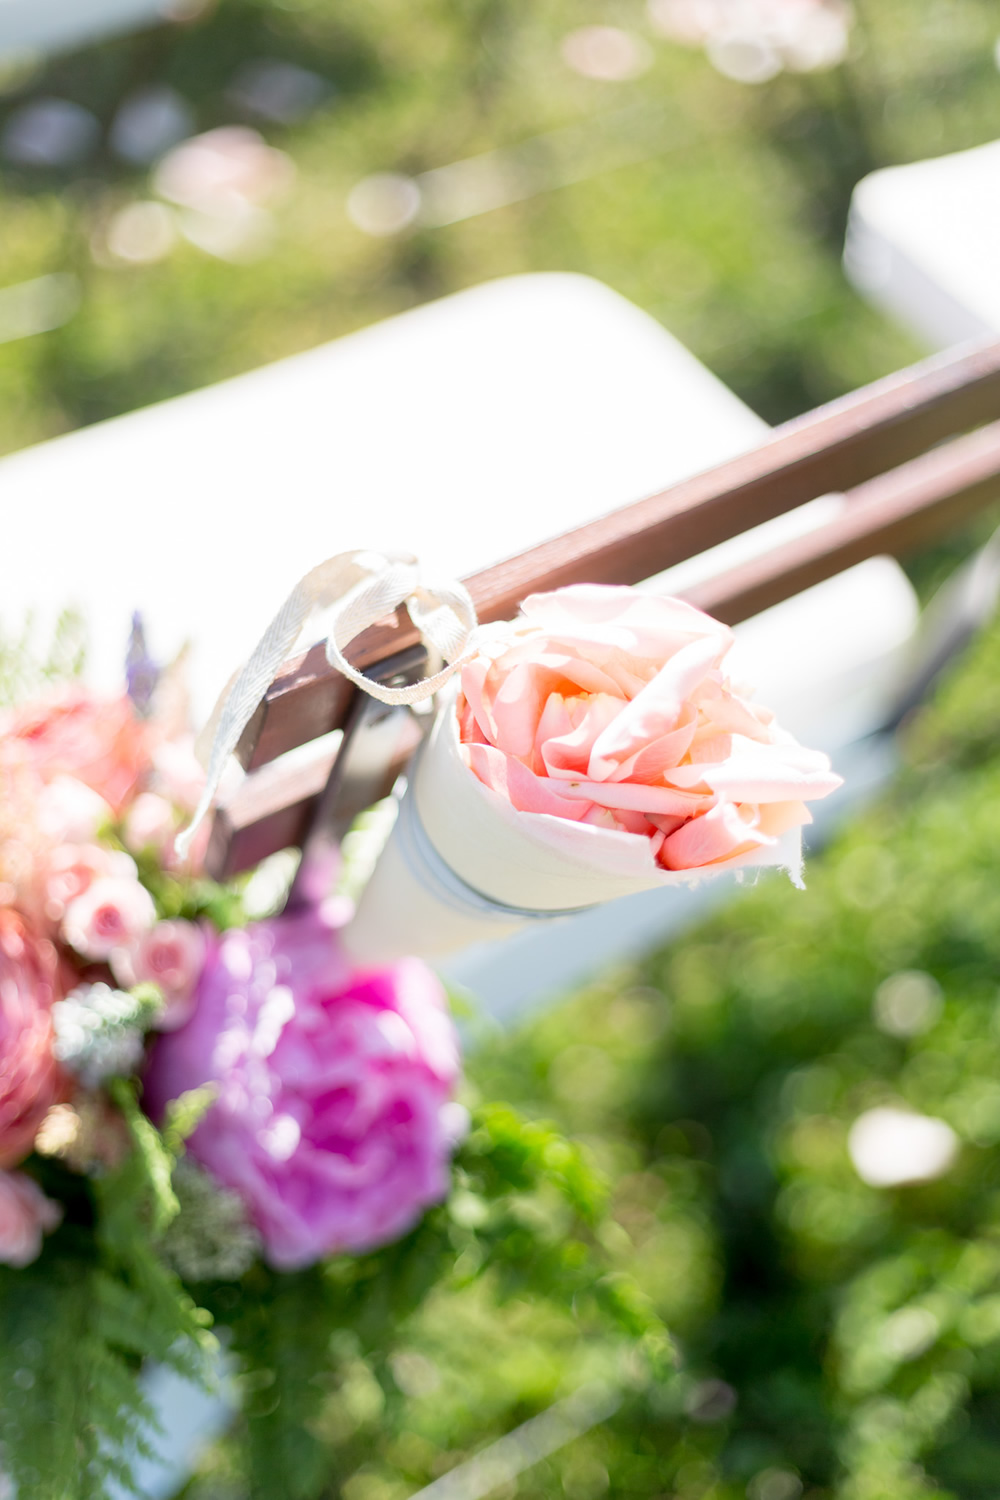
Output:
0 567 839 1500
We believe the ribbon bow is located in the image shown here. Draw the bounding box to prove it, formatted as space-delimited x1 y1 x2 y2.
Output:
176 550 480 859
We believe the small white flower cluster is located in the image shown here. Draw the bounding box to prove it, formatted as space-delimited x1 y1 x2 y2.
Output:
52 982 160 1088
160 1158 261 1281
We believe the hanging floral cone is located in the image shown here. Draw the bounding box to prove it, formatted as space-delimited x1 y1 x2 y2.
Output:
177 556 842 966
341 579 843 965
341 687 810 963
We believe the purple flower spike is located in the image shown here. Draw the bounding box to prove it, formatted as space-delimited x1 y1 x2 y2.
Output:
125 612 160 715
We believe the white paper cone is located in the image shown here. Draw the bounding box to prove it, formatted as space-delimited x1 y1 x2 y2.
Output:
339 787 535 964
341 687 803 964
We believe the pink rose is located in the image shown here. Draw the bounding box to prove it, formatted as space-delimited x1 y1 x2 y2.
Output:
0 910 68 1168
150 736 207 814
144 907 462 1269
458 586 841 872
0 747 48 916
62 875 156 961
40 844 137 925
0 1168 62 1267
111 919 206 1030
122 792 176 856
6 687 150 814
36 775 112 844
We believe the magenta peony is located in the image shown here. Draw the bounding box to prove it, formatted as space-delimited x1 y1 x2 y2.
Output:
0 910 68 1168
144 907 463 1269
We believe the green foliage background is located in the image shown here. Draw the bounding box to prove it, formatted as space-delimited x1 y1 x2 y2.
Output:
0 0 998 453
2 1 1000 1496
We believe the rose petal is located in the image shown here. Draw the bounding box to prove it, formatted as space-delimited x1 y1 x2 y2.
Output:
539 693 622 779
647 813 686 837
532 692 575 772
461 741 508 795
606 807 655 837
483 655 624 759
465 744 595 820
664 735 843 802
541 643 654 698
519 585 733 659
457 691 488 745
588 634 728 780
606 706 698 784
459 658 495 743
487 662 547 758
516 650 627 697
757 799 813 837
580 806 620 830
659 800 773 870
694 686 775 742
556 779 713 817
688 733 733 765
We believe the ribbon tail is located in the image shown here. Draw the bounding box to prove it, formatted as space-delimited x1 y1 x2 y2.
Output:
175 578 315 859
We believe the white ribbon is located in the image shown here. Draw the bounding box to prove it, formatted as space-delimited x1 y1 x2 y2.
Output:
176 550 481 860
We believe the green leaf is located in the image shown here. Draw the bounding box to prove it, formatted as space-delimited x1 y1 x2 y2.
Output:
109 1078 179 1234
162 1083 219 1158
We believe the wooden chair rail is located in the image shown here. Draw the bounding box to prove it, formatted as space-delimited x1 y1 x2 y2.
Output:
687 418 1000 622
206 336 1000 878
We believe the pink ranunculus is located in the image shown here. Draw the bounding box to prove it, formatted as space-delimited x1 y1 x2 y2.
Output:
0 1168 62 1267
457 585 841 874
111 919 206 1030
144 907 462 1269
0 910 68 1168
5 686 150 815
61 875 156 961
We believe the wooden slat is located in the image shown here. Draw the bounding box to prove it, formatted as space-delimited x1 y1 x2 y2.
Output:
205 735 341 879
687 419 1000 624
464 338 1000 617
240 336 1000 771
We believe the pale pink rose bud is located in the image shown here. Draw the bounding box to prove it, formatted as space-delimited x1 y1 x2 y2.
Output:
0 1168 62 1267
42 844 137 924
151 735 206 813
122 792 176 856
62 875 156 960
36 775 112 843
111 919 206 1030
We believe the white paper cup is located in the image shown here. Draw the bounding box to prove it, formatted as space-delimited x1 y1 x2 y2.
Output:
341 688 802 964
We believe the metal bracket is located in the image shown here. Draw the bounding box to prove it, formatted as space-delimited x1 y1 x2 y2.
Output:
285 644 429 908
